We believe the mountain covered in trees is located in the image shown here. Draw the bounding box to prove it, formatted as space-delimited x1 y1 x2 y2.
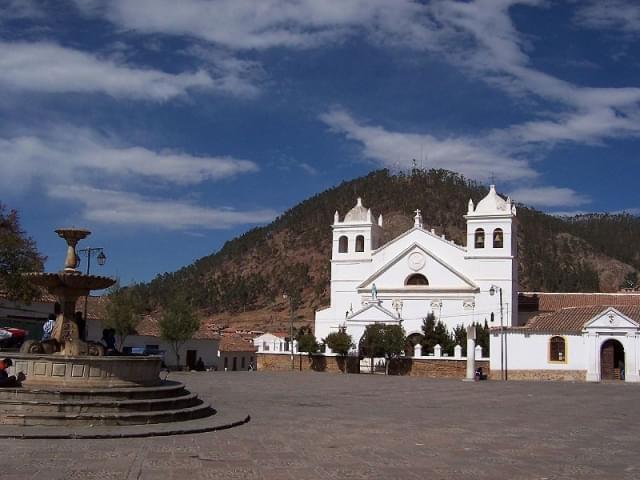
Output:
126 169 640 332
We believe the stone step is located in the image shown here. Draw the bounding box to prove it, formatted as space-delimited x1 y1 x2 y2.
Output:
1 402 215 426
0 381 187 401
0 392 202 414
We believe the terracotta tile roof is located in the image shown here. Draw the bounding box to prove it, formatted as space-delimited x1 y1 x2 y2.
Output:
519 292 640 312
511 305 640 334
134 315 221 340
219 335 258 352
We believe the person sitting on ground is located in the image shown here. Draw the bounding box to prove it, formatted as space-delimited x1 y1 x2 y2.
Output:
42 313 56 341
0 358 25 387
101 328 117 354
195 357 206 371
475 367 486 380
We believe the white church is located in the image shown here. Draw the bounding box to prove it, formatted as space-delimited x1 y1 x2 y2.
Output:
314 186 640 382
314 185 517 348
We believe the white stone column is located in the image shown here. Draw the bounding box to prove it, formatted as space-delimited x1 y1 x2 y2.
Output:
625 333 640 382
434 344 442 358
325 345 333 355
414 343 422 358
465 324 476 381
586 332 599 382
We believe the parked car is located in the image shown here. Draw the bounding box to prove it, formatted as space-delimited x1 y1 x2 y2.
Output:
0 327 27 349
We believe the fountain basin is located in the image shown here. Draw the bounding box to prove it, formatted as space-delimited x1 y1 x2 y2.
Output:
9 353 162 388
24 272 115 292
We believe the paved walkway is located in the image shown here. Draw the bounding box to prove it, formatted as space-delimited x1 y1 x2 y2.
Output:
1 372 639 479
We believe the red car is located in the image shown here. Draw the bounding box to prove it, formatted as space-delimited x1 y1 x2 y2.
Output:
0 327 27 349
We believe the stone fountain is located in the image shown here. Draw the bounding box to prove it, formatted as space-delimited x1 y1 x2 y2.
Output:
0 229 214 427
22 228 113 357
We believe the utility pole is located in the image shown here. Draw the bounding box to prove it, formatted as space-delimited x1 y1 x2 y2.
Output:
490 285 506 381
77 247 106 332
283 294 294 369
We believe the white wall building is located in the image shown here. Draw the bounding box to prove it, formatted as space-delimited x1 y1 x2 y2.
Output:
495 306 640 382
315 186 518 348
253 332 291 353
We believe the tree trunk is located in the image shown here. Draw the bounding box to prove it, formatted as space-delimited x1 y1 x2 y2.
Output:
385 357 389 375
370 356 375 374
173 342 181 370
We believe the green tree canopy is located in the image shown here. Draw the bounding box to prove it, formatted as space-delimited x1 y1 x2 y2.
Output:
360 324 406 374
297 333 319 354
0 204 45 303
325 328 353 373
325 329 352 356
359 323 386 360
103 284 144 350
159 299 200 368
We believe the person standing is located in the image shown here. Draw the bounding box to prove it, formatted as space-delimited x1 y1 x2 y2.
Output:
42 314 56 341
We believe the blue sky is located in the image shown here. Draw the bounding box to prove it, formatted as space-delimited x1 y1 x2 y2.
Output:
1 0 639 285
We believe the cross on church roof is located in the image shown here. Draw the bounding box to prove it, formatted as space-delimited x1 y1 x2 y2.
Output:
414 209 423 228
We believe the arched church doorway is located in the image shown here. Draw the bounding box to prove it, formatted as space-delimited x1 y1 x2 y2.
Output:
600 339 625 380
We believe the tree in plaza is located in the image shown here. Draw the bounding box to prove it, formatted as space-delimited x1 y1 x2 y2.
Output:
360 324 407 374
359 323 386 374
452 324 467 356
103 284 144 350
476 320 490 356
325 327 353 373
296 329 320 353
421 312 457 356
0 204 45 303
420 313 437 354
296 327 319 370
381 324 406 375
159 298 200 369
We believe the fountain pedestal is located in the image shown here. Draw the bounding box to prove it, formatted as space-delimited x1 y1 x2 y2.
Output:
2 228 215 427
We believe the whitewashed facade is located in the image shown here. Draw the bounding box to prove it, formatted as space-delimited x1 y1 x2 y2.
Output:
253 333 292 353
496 307 640 382
314 186 518 347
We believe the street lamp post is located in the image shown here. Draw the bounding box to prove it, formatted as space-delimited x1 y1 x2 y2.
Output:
78 247 106 326
490 285 506 381
283 294 294 369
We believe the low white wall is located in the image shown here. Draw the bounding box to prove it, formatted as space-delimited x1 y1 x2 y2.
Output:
218 351 256 371
491 331 585 371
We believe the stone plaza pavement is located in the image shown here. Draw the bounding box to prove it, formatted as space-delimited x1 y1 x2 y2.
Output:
1 371 640 479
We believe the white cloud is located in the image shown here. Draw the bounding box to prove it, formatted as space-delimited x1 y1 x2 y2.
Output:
73 0 435 50
320 108 536 182
48 185 277 230
0 125 258 190
68 0 640 150
507 186 591 208
574 1 640 36
0 41 260 100
426 0 640 147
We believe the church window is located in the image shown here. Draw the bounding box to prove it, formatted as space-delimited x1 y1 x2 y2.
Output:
475 228 485 248
493 228 504 248
549 336 566 362
338 236 348 253
355 235 365 252
406 274 429 286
